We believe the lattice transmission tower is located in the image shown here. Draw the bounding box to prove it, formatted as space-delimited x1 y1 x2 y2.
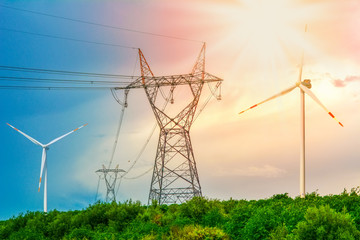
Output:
95 165 125 202
115 43 223 204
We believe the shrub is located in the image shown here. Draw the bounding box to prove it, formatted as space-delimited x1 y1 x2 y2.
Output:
170 225 229 240
290 205 360 239
66 227 94 240
241 207 281 240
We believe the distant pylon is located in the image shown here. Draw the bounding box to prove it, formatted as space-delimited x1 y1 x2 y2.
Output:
96 165 125 202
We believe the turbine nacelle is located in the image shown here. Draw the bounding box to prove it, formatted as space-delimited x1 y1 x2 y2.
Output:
301 79 312 89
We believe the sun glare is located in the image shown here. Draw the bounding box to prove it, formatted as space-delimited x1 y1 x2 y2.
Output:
218 0 311 73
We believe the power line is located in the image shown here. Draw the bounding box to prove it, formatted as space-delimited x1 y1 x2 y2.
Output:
108 89 129 169
0 3 203 44
0 27 137 49
0 85 118 90
0 76 132 85
0 65 138 78
122 167 153 180
0 65 140 89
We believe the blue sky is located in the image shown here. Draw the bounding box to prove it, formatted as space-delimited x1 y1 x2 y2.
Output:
0 0 207 219
1 0 360 220
0 0 143 219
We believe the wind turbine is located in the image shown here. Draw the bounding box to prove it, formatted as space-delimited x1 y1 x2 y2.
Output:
7 123 87 212
238 53 343 198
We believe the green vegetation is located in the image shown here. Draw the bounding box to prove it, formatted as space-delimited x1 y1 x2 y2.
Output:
2 188 360 239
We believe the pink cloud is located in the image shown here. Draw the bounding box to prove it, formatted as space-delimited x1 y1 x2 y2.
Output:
333 75 360 87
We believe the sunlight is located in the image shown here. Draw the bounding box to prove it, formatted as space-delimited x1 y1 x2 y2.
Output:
227 0 308 68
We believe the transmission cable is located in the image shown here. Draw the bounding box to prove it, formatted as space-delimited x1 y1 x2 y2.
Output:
0 27 137 49
0 65 138 78
94 176 101 202
122 167 153 180
0 76 133 85
0 3 203 43
0 65 142 90
108 89 129 169
0 85 120 90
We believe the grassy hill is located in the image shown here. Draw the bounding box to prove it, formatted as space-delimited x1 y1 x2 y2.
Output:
2 188 360 239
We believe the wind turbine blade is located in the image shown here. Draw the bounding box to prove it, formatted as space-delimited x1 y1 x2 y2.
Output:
298 84 343 127
46 123 88 146
297 25 307 84
38 148 47 192
239 85 297 115
297 52 304 83
6 123 44 147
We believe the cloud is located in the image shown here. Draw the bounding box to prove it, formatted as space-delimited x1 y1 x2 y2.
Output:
333 76 360 87
214 164 287 178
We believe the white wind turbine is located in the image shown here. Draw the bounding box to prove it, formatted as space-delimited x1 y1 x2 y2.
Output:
238 50 343 198
7 123 87 212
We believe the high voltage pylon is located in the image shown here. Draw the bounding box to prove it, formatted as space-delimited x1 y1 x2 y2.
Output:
95 165 125 202
113 43 223 204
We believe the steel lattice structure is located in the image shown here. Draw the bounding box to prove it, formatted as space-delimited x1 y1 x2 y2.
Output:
115 43 223 204
96 165 125 202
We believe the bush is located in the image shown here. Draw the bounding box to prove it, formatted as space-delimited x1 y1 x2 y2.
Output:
66 227 94 240
241 206 281 239
9 227 46 240
290 205 360 239
224 202 252 239
269 224 289 240
179 197 211 224
202 208 225 227
170 225 230 240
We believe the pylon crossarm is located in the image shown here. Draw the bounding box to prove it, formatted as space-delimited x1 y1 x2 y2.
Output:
114 72 222 90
